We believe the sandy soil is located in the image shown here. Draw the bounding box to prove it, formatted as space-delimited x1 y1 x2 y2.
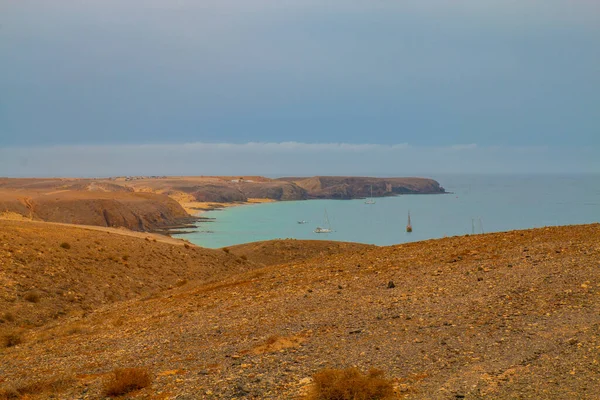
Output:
1 223 599 399
181 198 275 215
0 217 188 246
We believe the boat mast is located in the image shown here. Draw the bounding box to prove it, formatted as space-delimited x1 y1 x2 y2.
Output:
406 211 412 232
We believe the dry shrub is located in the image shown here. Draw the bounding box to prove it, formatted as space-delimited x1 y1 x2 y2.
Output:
265 335 280 345
0 386 18 400
60 242 71 249
1 313 15 323
240 254 248 261
104 367 152 397
63 324 87 336
24 291 41 303
222 247 230 253
1 331 22 348
0 377 73 399
306 368 395 400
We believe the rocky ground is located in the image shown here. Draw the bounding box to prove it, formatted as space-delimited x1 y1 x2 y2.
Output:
1 223 599 399
0 220 260 329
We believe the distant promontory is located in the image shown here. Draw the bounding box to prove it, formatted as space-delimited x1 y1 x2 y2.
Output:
0 176 445 231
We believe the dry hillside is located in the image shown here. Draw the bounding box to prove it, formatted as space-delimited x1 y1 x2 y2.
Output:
227 239 375 266
1 223 599 399
0 188 191 232
0 220 259 329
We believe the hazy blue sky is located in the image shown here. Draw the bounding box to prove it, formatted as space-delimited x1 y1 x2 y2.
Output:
1 0 599 175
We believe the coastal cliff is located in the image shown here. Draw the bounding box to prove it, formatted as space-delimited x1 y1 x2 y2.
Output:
120 175 444 203
0 189 191 232
0 176 445 230
278 176 445 199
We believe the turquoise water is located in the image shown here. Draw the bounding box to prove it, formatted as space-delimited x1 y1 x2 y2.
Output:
177 175 600 248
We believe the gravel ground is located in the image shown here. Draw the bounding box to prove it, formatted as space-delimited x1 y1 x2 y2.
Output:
1 223 599 399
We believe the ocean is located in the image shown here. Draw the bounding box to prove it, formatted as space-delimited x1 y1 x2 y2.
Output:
177 174 600 248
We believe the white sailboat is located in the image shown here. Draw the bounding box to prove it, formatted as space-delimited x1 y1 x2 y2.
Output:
365 185 376 204
314 209 333 233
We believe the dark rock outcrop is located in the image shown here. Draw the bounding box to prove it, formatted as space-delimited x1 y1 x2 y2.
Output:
188 185 247 203
237 181 308 201
278 176 445 199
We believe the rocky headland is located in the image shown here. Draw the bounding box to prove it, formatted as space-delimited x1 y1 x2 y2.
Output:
279 176 445 199
0 176 445 232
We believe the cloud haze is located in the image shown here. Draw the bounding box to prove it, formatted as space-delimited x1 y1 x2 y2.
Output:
1 142 596 177
1 1 598 174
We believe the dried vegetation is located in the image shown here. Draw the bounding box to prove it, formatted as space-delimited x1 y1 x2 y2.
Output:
103 368 152 397
306 368 396 400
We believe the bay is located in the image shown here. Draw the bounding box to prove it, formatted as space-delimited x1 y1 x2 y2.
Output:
177 174 600 248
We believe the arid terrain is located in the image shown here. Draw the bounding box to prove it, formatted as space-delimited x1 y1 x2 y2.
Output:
1 220 599 399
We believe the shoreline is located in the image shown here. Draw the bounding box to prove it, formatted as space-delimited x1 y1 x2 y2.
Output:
181 198 276 216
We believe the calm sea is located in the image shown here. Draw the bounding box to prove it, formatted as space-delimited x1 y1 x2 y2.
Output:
177 174 600 248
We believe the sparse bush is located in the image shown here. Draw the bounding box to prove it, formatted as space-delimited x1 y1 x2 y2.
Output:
60 242 71 249
103 368 152 397
24 291 41 303
0 377 73 399
175 279 188 287
222 247 230 253
265 335 280 345
122 255 129 261
63 324 87 336
184 243 190 249
306 367 395 400
1 331 23 348
240 255 248 261
0 386 19 399
1 313 14 323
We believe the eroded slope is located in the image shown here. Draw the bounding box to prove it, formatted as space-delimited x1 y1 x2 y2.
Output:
1 224 599 399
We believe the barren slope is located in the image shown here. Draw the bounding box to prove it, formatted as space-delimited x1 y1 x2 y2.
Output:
0 189 191 231
227 239 375 266
0 220 258 329
1 224 599 399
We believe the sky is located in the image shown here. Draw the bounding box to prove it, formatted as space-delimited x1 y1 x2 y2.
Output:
1 0 599 176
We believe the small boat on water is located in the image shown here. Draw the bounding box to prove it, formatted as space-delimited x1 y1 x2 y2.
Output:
406 211 413 233
314 209 333 233
297 220 308 224
365 185 376 204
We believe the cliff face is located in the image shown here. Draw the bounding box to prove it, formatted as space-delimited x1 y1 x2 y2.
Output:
238 181 308 201
188 184 247 202
124 179 308 202
101 176 444 204
0 190 190 231
280 176 445 199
